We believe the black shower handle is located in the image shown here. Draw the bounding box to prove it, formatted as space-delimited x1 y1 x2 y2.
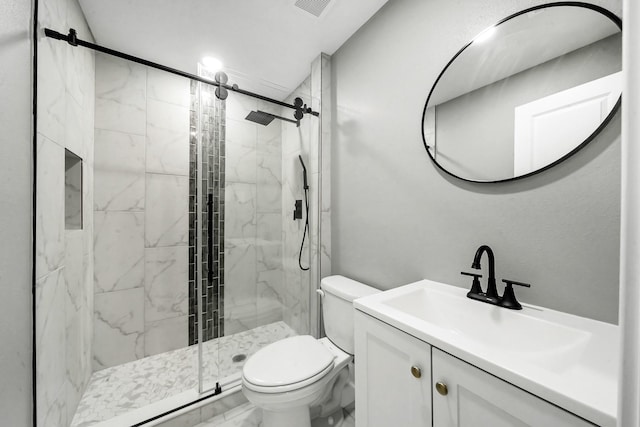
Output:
207 194 213 282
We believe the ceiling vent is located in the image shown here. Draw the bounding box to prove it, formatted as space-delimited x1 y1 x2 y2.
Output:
294 0 332 17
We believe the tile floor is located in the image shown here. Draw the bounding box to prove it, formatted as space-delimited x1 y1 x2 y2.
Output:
71 322 297 426
196 403 356 427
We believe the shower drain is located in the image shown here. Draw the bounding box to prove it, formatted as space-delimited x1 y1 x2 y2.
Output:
232 354 247 363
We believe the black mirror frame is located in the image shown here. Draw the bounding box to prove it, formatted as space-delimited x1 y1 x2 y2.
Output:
420 2 622 184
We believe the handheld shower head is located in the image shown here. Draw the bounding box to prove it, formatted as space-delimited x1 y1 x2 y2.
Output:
297 155 310 271
298 155 309 190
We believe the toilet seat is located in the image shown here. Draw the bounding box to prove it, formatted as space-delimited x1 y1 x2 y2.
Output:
242 335 335 393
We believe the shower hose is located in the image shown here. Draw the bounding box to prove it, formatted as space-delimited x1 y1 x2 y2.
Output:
299 185 310 271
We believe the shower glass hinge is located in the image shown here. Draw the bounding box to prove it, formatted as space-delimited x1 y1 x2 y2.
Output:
214 382 222 395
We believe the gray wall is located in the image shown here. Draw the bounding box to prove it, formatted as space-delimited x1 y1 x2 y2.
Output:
0 0 33 426
331 0 621 324
435 33 622 181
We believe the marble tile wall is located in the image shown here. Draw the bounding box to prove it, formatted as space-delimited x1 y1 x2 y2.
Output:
256 103 285 328
93 54 190 370
142 70 189 362
308 55 322 338
317 54 333 336
93 288 144 367
35 0 95 424
224 94 285 335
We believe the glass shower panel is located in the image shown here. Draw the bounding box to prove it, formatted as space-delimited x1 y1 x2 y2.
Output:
45 53 211 426
281 80 317 339
196 72 319 390
90 57 203 417
194 69 223 393
37 29 323 424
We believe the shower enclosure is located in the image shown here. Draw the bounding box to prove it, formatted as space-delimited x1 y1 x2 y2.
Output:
35 19 331 426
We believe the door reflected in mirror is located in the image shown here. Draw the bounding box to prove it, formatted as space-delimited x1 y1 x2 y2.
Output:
421 3 622 183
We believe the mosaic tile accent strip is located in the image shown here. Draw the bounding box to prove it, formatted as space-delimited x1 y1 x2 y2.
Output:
70 321 296 426
189 73 226 345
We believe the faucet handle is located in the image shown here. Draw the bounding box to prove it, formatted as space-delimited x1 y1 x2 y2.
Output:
502 279 530 288
461 271 482 277
461 271 483 296
500 279 531 310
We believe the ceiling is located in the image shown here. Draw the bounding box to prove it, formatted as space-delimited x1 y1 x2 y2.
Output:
78 0 389 100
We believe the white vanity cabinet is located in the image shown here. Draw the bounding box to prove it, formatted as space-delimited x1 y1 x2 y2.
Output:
431 348 593 427
355 310 595 427
354 311 432 427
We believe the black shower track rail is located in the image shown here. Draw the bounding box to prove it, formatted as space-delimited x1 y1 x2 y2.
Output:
44 28 320 117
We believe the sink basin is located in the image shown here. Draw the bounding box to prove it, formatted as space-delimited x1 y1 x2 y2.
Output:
354 279 619 427
382 286 591 365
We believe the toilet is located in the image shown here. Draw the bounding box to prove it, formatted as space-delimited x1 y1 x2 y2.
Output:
241 275 379 427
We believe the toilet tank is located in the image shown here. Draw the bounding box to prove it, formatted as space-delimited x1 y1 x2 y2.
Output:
321 275 380 355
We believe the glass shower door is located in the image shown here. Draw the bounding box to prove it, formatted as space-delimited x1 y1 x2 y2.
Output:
194 58 324 394
194 70 222 393
43 52 221 426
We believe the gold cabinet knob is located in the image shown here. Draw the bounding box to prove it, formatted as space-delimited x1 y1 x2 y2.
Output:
435 381 448 396
410 366 422 378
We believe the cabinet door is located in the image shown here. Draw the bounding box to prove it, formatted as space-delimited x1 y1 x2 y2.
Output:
355 311 432 427
432 348 594 427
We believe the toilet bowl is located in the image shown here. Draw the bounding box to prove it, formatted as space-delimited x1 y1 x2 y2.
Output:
242 336 350 427
241 275 379 427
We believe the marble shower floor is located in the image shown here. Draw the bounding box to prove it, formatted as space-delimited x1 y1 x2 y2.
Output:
71 321 297 427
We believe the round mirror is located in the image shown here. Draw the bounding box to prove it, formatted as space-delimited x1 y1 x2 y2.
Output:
421 3 622 183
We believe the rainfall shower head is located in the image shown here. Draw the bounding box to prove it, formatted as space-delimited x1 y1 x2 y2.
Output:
245 110 300 127
245 110 276 126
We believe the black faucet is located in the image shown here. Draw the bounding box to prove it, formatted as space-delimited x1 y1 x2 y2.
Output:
461 244 531 310
471 245 499 301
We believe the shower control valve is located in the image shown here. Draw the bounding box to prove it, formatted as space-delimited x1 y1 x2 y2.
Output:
293 200 303 220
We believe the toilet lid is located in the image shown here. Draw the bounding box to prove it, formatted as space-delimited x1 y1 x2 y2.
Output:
242 335 335 388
